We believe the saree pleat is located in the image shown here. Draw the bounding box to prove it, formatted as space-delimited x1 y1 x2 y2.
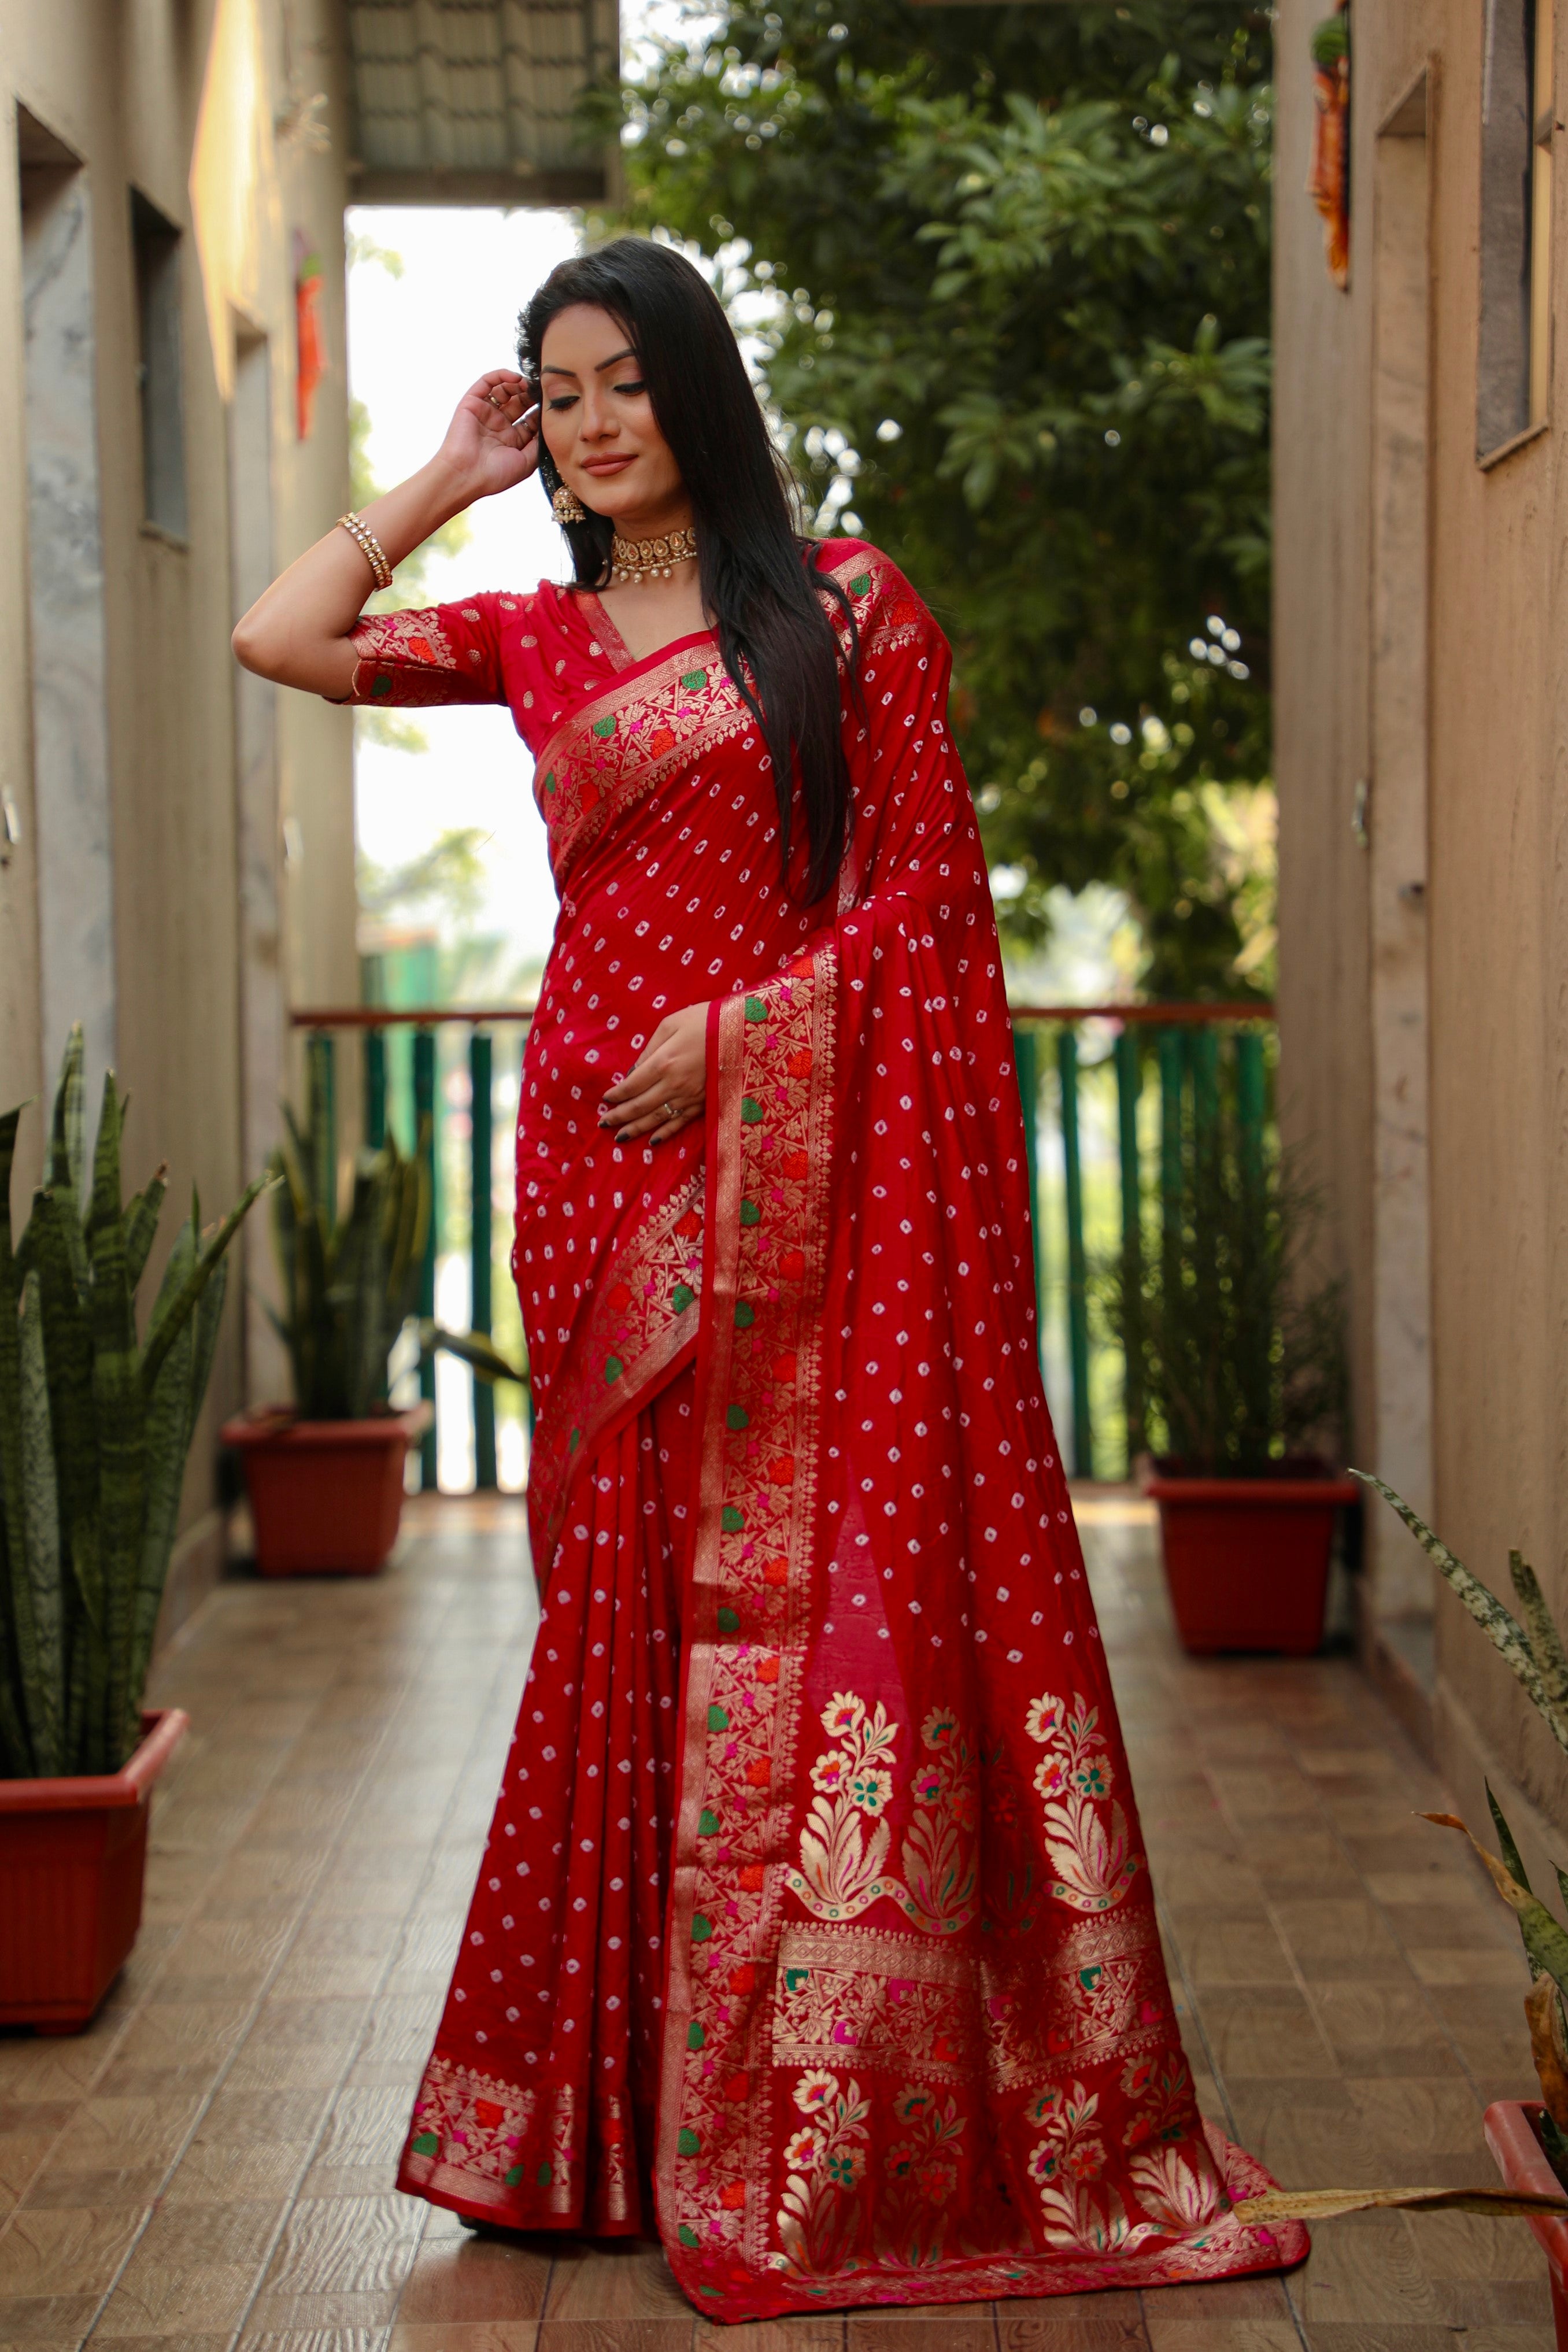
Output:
377 544 1307 2318
400 1371 695 2233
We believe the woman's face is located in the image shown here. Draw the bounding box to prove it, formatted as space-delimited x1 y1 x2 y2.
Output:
537 302 687 532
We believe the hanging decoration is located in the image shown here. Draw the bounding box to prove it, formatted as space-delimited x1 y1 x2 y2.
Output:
1309 2 1351 289
294 230 324 439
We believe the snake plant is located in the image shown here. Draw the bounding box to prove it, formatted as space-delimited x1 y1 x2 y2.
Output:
0 1027 269 1778
268 1088 430 1422
1238 1480 1568 2227
268 1067 525 1421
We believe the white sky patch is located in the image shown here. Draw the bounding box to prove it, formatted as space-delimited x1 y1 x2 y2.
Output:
347 204 581 974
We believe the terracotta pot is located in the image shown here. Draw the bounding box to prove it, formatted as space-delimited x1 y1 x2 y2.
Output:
1141 1459 1360 1655
1485 2100 1568 2348
221 1404 432 1576
0 1707 189 2032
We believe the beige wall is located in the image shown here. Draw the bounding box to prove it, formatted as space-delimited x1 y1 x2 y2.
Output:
1277 0 1568 1848
0 0 358 1609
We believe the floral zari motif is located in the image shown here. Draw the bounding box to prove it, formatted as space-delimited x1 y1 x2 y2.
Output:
785 1695 978 1933
1026 1691 1140 1914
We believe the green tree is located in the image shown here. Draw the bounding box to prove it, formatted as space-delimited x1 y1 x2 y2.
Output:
608 2 1274 994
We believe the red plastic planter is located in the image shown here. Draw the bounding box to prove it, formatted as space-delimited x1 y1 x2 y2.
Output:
0 1707 189 2032
221 1406 431 1576
1142 1462 1360 1655
1485 2100 1568 2347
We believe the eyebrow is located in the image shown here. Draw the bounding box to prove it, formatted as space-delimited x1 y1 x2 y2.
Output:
539 347 639 380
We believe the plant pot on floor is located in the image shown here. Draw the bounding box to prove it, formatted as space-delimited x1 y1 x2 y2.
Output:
0 1708 189 2032
1141 1458 1360 1655
1486 2100 1568 2348
222 1404 432 1576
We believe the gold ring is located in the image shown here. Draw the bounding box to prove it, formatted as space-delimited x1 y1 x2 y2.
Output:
487 391 506 409
662 1100 677 1121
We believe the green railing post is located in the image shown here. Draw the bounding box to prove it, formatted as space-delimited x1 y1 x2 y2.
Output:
1236 1027 1266 1200
1012 1022 1045 1349
1191 1027 1221 1156
470 1029 497 1491
1056 1026 1092 1480
414 1026 438 1491
308 1031 336 1231
1114 1027 1144 1472
365 1027 387 1151
1157 1026 1185 1289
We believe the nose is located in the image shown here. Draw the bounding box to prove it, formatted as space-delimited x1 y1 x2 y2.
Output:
578 384 620 444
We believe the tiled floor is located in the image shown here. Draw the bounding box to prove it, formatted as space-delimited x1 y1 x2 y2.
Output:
0 1493 1553 2350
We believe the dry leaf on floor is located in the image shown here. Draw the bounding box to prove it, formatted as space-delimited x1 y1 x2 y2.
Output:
1234 2184 1568 2221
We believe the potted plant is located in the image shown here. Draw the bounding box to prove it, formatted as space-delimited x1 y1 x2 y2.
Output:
223 1078 525 1574
0 1027 268 2030
1229 1479 1568 2345
223 1068 432 1575
1108 1085 1353 1653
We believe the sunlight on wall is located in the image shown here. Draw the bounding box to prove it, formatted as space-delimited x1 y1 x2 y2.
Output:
190 0 268 395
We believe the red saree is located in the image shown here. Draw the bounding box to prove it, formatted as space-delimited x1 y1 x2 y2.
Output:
345 545 1305 2320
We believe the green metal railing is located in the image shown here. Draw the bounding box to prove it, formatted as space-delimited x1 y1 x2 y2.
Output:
292 1008 532 1491
291 999 1273 1492
1009 1003 1277 1483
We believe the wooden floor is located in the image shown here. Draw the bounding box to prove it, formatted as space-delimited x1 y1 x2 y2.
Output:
0 1492 1553 2350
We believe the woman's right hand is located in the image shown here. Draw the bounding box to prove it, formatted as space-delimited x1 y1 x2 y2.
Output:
435 371 541 503
232 369 542 698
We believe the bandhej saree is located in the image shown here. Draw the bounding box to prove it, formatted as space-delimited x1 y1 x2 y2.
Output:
344 543 1306 2320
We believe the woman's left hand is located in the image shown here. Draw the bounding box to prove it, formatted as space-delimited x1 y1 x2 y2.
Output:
599 1003 709 1144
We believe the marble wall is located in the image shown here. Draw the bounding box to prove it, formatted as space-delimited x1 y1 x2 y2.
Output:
20 155 116 1105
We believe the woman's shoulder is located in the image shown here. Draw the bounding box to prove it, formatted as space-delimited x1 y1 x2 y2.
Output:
809 537 946 652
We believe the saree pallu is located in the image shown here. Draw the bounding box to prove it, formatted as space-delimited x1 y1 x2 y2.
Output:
360 546 1306 2320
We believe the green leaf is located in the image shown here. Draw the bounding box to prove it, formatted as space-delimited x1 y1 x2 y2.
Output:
1511 1549 1568 1713
418 1321 530 1386
1487 1783 1531 1892
86 1077 145 1769
126 1218 201 1751
1355 1475 1568 1757
16 1271 63 1774
1424 1811 1568 2006
0 1107 37 1775
139 1168 272 1402
49 1025 87 1230
124 1166 168 1293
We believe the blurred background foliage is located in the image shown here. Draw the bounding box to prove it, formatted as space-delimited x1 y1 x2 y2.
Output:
598 1 1275 997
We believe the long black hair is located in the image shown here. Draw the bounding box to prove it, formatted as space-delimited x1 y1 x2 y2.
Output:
518 237 857 903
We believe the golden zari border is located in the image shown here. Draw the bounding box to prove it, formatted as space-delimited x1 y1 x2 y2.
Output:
535 646 755 890
400 2057 634 2228
528 1168 705 1570
656 946 838 2298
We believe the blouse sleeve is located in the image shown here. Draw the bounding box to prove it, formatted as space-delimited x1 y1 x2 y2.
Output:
336 597 508 708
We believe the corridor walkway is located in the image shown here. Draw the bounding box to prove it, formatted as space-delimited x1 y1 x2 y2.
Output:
0 1496 1552 2350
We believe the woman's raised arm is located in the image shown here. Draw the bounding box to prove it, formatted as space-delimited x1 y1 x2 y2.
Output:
231 371 540 700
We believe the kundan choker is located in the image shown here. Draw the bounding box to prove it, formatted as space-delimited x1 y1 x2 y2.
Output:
609 527 697 585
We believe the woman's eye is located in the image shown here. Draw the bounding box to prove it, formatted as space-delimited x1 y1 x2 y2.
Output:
612 378 647 397
546 394 578 412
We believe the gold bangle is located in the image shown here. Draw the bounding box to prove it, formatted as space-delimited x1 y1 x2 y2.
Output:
338 511 393 592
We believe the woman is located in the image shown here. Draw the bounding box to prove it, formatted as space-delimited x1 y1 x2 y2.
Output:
235 236 1303 2322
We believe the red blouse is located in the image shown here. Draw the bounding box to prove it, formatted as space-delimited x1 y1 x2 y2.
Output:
343 580 646 756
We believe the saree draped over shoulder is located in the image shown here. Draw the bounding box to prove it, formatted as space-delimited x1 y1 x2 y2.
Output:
346 550 1305 2320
